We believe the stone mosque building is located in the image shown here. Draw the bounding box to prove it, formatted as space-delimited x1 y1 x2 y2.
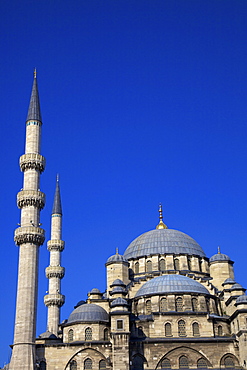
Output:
8 72 247 370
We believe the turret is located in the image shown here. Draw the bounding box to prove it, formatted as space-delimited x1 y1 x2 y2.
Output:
10 70 45 370
209 247 234 290
105 248 129 296
44 176 65 335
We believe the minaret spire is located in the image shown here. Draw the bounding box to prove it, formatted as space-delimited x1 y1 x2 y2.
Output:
44 176 65 335
10 71 46 370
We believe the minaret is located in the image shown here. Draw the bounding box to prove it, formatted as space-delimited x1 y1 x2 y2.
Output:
44 176 65 335
10 70 46 370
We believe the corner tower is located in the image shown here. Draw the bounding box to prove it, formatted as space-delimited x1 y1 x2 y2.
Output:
10 70 46 370
44 176 65 335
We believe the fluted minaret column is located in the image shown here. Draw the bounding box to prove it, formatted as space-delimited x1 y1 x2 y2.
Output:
10 70 45 370
44 177 65 335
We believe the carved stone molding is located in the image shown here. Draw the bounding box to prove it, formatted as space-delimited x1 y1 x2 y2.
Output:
19 153 46 173
45 266 65 279
44 293 65 307
17 190 45 209
14 226 45 246
47 239 65 252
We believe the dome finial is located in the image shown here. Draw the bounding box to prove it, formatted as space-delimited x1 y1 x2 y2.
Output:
218 246 221 254
116 247 119 254
156 203 167 229
34 68 37 78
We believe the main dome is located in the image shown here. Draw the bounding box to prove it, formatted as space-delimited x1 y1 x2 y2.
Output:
135 274 209 298
124 229 206 260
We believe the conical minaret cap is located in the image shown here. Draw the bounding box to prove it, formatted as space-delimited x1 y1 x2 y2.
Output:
26 69 42 122
52 175 62 215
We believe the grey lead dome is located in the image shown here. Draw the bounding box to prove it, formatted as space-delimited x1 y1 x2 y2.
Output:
124 229 206 260
135 274 209 298
68 303 109 323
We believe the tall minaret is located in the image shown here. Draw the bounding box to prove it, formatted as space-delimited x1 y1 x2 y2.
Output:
44 176 65 335
10 70 46 370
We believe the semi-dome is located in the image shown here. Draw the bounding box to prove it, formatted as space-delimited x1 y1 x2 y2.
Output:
209 252 231 263
135 274 209 298
68 303 109 323
124 229 206 260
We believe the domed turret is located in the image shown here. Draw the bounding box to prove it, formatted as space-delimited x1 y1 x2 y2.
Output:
106 248 130 295
209 247 235 291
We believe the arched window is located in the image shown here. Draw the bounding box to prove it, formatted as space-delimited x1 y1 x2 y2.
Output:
179 356 189 368
161 358 171 368
174 258 180 270
165 322 172 337
218 325 223 336
132 355 144 370
160 298 168 312
187 257 192 270
146 260 152 272
159 259 166 271
99 359 106 369
40 361 46 370
135 262 139 274
224 356 235 368
175 297 183 312
104 328 109 341
134 301 138 315
84 358 92 370
191 297 198 312
198 259 202 272
68 329 74 342
85 327 92 341
146 300 151 314
178 320 186 337
70 360 77 370
197 358 208 368
192 322 200 336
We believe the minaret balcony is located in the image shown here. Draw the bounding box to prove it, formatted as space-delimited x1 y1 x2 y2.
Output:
14 226 45 246
44 293 65 307
17 190 45 209
19 153 46 173
47 239 65 251
45 266 65 279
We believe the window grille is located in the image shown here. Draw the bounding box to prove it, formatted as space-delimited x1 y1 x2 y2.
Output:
85 327 92 341
179 355 189 368
175 297 183 312
174 258 180 270
146 260 152 272
146 300 151 314
197 358 208 368
160 298 168 312
70 360 77 370
218 325 223 336
159 259 166 271
99 359 106 369
224 356 235 368
191 297 198 312
192 322 200 336
178 320 186 337
84 358 92 370
165 323 172 337
68 329 74 342
161 358 171 369
135 262 139 274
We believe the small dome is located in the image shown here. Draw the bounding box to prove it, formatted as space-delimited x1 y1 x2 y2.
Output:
236 295 247 304
222 278 236 286
111 297 128 307
90 288 101 294
111 279 126 287
106 253 127 264
124 229 206 260
112 286 127 294
38 331 57 339
230 283 244 291
68 303 109 323
135 274 209 298
74 300 86 309
209 253 230 263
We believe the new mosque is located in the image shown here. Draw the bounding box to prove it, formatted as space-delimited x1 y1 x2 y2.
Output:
8 72 247 370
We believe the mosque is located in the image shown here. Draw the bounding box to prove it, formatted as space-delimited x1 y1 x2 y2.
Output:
8 72 247 370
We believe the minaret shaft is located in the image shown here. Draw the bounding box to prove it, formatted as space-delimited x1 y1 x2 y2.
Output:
10 73 45 370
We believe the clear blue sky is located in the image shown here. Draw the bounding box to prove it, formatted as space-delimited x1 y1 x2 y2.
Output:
1 0 247 366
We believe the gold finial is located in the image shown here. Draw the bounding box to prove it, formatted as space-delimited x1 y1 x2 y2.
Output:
34 68 37 78
156 203 168 229
116 247 119 254
218 246 221 254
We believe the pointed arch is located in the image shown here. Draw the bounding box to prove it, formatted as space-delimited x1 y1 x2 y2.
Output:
160 297 168 312
70 360 77 370
165 322 172 337
99 359 106 369
174 258 180 270
192 322 200 336
135 261 139 274
178 320 186 337
197 358 207 368
179 355 189 368
68 329 74 342
85 327 92 341
160 358 171 368
84 358 92 369
146 260 152 272
146 300 151 314
175 297 183 312
159 259 166 272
